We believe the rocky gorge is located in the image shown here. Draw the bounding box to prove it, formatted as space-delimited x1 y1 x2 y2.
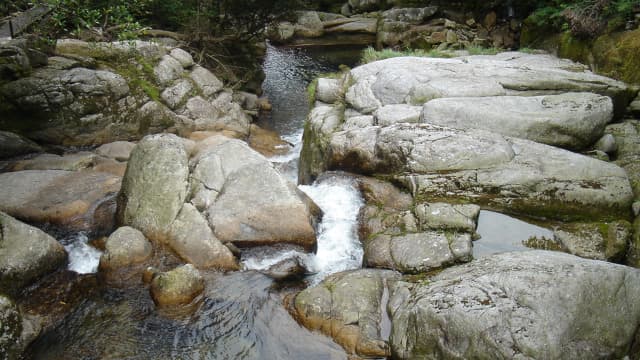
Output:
1 5 640 360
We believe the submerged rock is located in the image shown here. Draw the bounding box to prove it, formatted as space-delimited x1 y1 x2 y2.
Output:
295 269 401 358
150 264 204 306
8 151 97 171
0 212 67 295
389 251 640 359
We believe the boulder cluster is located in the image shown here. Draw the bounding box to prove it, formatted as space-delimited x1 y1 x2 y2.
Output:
272 5 519 49
293 51 640 358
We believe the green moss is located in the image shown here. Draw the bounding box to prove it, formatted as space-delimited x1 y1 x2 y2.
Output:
307 78 318 104
137 79 161 102
360 46 453 64
466 46 501 55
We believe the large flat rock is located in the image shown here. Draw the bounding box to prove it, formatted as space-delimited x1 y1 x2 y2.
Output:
346 52 631 117
326 123 633 221
389 251 640 359
0 169 121 233
422 92 613 150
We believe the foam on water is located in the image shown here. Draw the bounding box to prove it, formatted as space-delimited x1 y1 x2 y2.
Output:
64 233 102 274
299 176 364 283
242 175 365 284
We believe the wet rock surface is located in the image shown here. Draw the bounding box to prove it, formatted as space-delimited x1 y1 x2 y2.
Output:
150 264 204 306
389 251 640 359
295 269 401 358
0 169 121 234
0 212 67 295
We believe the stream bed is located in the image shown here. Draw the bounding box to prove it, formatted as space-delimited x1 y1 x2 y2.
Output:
26 44 556 359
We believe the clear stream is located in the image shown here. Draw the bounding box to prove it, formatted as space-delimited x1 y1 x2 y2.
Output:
30 44 553 359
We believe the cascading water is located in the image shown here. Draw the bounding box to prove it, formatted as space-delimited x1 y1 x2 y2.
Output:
242 44 366 283
62 232 102 274
27 44 366 359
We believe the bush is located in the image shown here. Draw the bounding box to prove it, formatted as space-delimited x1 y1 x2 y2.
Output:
528 0 638 38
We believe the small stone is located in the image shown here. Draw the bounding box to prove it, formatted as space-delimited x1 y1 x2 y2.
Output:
95 141 136 162
593 134 617 154
633 201 640 217
446 30 458 44
265 256 310 281
169 48 194 68
444 19 457 29
99 226 152 270
483 11 497 30
150 264 204 306
466 18 476 27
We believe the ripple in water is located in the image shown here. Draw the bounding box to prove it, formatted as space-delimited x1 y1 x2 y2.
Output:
63 232 102 274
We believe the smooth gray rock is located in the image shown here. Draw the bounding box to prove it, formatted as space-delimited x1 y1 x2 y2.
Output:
325 123 633 221
421 93 614 150
184 94 250 135
190 65 223 98
374 104 421 126
295 269 401 357
0 212 67 295
169 48 194 68
117 134 189 242
365 232 473 273
346 53 630 117
99 226 152 270
414 203 480 232
154 54 184 86
161 79 193 109
0 131 42 159
204 139 319 250
316 78 342 103
95 141 136 161
389 251 640 359
167 203 238 270
593 133 618 154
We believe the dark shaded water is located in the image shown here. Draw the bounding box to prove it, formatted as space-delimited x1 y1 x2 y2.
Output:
27 272 346 360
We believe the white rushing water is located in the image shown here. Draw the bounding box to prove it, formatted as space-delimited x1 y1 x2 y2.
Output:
242 130 364 283
299 176 364 282
63 233 102 274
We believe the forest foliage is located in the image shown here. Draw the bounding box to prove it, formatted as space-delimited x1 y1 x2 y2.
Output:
1 0 637 41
